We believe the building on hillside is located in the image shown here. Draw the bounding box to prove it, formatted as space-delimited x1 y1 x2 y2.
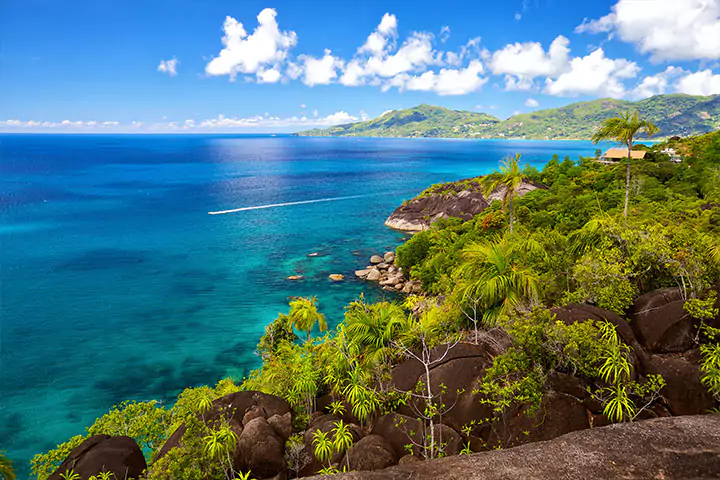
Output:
600 148 647 162
661 147 682 163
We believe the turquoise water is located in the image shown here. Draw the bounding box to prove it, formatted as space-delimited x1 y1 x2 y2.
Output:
0 135 605 476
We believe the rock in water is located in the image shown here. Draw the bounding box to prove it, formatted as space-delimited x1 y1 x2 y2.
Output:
49 435 146 480
370 255 384 264
329 274 345 281
287 275 304 281
355 269 371 278
366 268 382 281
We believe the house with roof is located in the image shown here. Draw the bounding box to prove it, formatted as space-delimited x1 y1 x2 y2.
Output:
600 148 647 162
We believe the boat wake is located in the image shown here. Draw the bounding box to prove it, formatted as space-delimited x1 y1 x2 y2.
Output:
208 194 378 215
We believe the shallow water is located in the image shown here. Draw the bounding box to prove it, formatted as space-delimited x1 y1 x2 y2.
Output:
0 134 606 476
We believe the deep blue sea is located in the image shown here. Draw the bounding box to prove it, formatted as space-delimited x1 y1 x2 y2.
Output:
0 134 606 477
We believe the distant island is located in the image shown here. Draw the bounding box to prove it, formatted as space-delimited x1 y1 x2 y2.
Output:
296 94 720 140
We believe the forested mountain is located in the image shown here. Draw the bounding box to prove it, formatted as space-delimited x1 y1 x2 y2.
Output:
297 94 720 140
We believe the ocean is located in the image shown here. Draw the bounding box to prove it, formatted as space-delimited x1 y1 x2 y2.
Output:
0 134 606 477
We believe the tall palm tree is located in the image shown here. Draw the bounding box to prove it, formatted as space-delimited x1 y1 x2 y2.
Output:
0 452 15 480
482 153 526 233
592 111 658 219
288 296 327 341
344 300 407 366
457 239 539 326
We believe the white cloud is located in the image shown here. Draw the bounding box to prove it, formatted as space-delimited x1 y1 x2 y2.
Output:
205 8 297 81
514 13 522 21
439 26 451 43
490 36 570 90
545 48 639 98
525 98 540 107
198 111 358 129
632 66 685 98
157 58 178 76
676 69 720 95
257 68 282 83
576 0 720 61
300 50 344 86
300 103 307 108
397 60 487 95
1 111 362 132
359 13 397 55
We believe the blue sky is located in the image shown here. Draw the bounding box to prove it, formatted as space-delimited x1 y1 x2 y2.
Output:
1 0 719 132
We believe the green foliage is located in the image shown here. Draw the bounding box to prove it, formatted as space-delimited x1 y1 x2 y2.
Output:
288 296 327 341
31 436 85 480
257 313 298 359
58 470 80 480
482 153 527 231
312 430 334 464
0 452 16 480
87 400 170 455
700 343 720 401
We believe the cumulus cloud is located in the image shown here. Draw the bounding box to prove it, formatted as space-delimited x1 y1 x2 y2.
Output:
576 0 720 61
205 8 297 81
439 26 451 43
676 69 720 95
300 50 344 86
392 60 487 95
157 58 178 76
490 36 570 90
359 13 398 55
525 98 540 107
545 48 640 98
632 66 685 98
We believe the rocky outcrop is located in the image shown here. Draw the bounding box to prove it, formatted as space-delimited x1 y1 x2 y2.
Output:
384 178 540 232
156 391 292 479
305 415 720 480
49 435 146 480
343 435 398 472
356 252 421 294
630 287 696 353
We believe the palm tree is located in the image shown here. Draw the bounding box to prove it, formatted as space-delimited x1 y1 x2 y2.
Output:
0 452 15 480
482 153 526 233
591 111 658 219
457 239 539 326
288 296 327 341
344 300 407 366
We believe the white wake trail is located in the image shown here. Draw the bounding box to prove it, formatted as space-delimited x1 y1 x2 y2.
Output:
208 194 377 215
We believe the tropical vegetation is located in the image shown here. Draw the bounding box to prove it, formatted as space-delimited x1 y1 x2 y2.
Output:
28 128 720 478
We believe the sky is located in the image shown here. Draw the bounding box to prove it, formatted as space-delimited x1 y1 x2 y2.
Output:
1 0 719 133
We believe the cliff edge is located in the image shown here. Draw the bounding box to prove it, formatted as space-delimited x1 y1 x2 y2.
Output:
385 178 540 232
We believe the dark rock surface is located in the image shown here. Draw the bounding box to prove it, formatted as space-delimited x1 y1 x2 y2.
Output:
306 415 720 480
630 287 696 353
384 179 540 232
343 435 398 472
49 435 146 480
155 390 292 478
642 350 717 416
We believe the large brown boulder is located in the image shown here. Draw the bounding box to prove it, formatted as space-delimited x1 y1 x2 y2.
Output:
343 435 398 471
486 391 590 449
49 435 146 480
372 413 424 459
156 391 291 479
236 417 286 478
391 334 510 433
642 350 717 415
629 288 695 353
307 415 720 480
552 303 646 378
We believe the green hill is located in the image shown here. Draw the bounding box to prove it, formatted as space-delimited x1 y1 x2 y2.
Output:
297 94 720 140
